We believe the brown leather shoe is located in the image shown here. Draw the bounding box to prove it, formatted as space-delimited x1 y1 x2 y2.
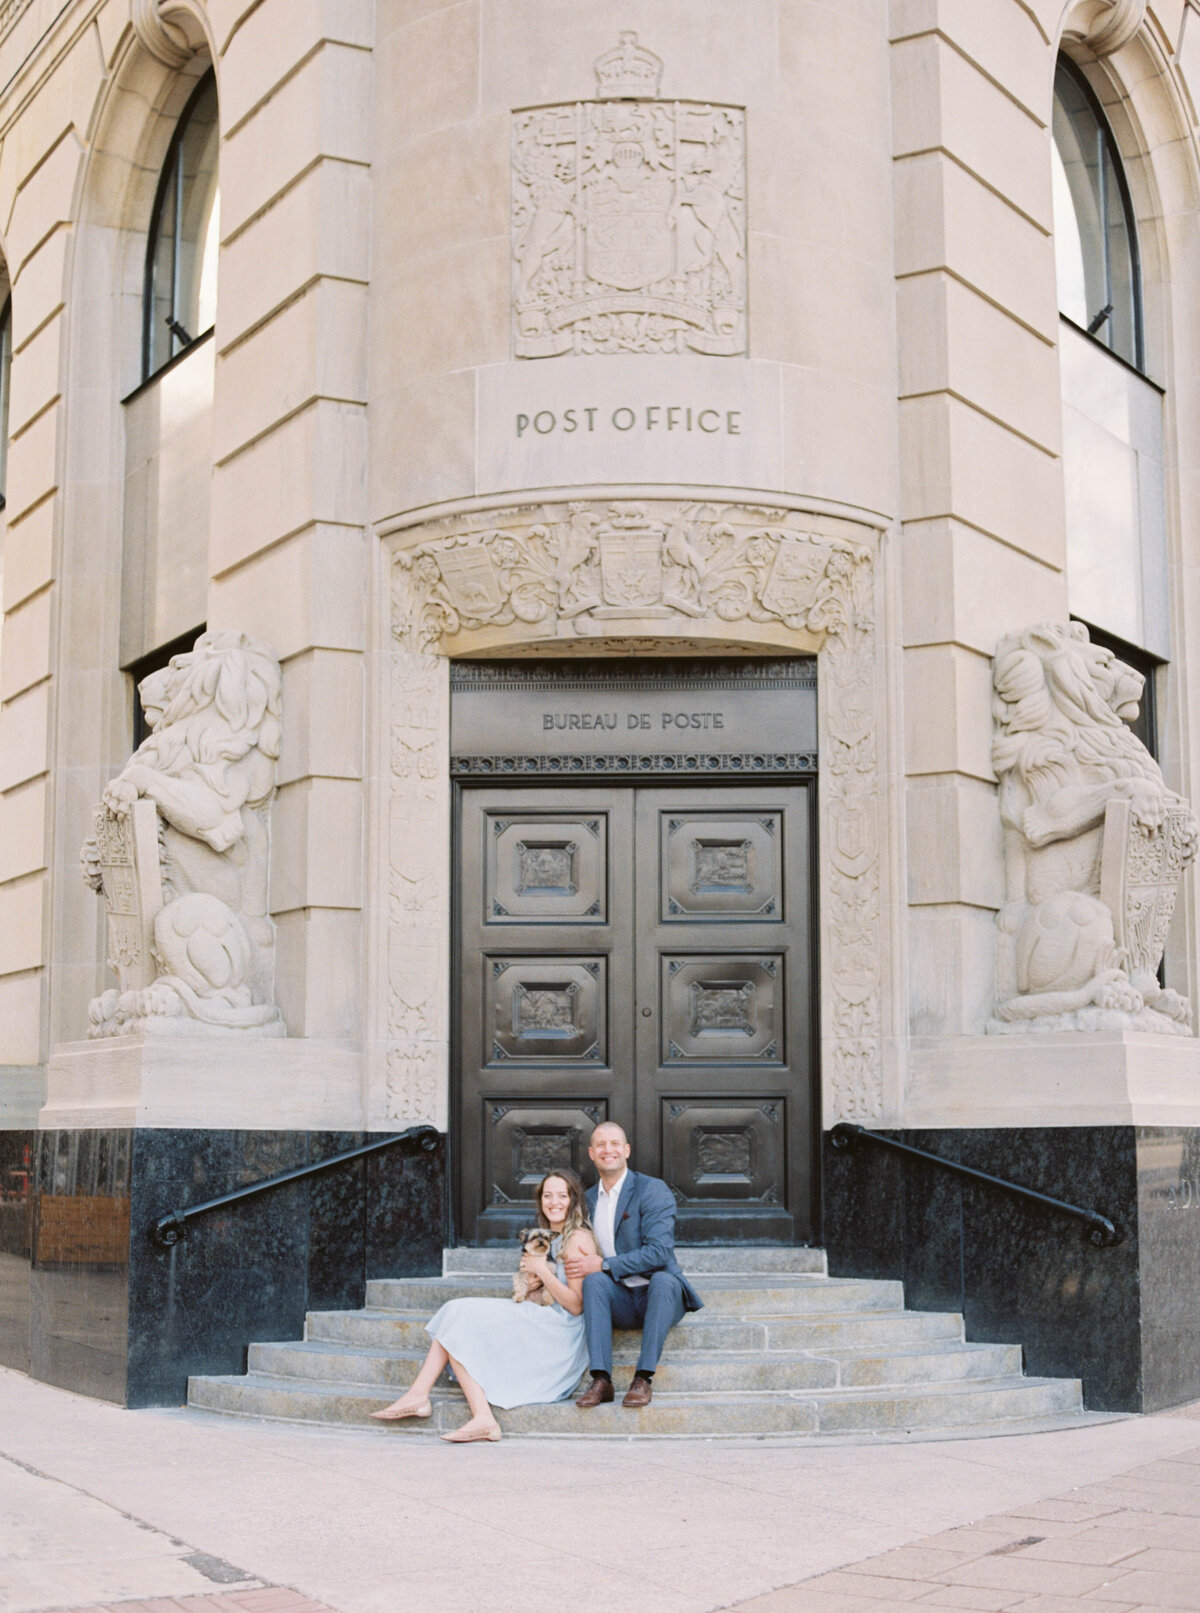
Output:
575 1376 615 1408
622 1375 653 1408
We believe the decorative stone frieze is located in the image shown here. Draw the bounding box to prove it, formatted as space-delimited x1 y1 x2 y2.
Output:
512 33 746 358
989 621 1197 1036
387 500 887 1123
81 631 286 1038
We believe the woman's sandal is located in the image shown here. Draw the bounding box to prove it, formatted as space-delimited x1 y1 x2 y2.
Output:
441 1422 502 1443
370 1399 432 1421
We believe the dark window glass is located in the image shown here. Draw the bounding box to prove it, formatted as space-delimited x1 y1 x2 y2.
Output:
0 295 11 503
1052 59 1142 369
125 627 204 749
143 72 219 380
1077 621 1160 758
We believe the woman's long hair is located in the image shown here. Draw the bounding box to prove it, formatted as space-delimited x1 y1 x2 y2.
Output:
534 1167 592 1247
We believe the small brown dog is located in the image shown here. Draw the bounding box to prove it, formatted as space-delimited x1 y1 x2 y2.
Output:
512 1227 556 1304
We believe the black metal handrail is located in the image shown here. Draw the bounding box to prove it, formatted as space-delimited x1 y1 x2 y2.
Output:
829 1123 1123 1248
148 1124 439 1249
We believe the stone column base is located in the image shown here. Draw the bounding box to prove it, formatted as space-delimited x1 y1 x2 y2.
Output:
905 1031 1200 1129
41 1036 367 1130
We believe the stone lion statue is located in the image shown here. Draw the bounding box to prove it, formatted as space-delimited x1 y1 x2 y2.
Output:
81 630 285 1037
989 621 1197 1035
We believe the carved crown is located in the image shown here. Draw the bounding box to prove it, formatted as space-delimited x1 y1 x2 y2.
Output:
594 32 663 99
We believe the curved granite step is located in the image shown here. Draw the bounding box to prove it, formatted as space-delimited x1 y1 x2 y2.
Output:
187 1248 1089 1441
444 1245 827 1275
306 1306 967 1354
187 1371 1084 1438
365 1275 903 1316
247 1336 1024 1394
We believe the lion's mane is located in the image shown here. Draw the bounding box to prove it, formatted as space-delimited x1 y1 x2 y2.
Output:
132 630 282 808
992 621 1156 799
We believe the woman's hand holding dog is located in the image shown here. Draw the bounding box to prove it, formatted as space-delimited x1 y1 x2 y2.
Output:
519 1250 551 1286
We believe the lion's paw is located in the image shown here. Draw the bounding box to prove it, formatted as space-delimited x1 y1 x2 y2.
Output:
1089 974 1143 1014
1153 987 1192 1024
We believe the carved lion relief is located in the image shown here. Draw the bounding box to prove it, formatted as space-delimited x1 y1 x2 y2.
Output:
989 621 1197 1035
387 499 886 1123
512 33 746 358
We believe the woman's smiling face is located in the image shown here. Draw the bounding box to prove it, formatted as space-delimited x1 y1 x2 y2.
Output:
540 1175 571 1229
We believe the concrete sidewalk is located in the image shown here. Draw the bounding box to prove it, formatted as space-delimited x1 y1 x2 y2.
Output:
3 1369 1200 1613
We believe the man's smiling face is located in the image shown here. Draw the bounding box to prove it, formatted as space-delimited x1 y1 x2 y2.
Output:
588 1123 631 1178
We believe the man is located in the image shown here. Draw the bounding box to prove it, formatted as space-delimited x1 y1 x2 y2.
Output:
563 1121 703 1409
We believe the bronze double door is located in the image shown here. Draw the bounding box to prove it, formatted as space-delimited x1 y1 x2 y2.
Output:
456 783 815 1245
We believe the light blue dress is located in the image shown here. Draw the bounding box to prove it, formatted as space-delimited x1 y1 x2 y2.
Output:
426 1236 589 1409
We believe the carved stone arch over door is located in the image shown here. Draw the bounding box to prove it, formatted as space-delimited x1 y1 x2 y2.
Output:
374 496 894 1136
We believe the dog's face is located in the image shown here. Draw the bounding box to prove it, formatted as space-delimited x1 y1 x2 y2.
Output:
518 1226 554 1255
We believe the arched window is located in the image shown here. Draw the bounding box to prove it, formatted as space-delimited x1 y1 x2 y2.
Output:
1051 58 1142 369
143 71 219 380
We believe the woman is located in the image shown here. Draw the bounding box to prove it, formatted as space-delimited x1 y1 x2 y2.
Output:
370 1168 598 1443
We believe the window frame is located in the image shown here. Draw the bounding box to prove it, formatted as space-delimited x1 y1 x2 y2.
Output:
141 68 219 384
0 292 11 507
1052 55 1145 375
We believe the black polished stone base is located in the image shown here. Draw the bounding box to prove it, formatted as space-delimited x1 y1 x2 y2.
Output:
821 1125 1200 1413
0 1130 34 1374
20 1127 445 1407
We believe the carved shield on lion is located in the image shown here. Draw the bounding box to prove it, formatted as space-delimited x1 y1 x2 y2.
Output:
1101 798 1195 978
93 799 163 992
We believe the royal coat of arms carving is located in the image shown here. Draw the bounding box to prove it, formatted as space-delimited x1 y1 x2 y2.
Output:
512 34 747 358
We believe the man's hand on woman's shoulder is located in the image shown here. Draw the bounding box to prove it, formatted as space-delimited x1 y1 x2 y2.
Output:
563 1245 603 1280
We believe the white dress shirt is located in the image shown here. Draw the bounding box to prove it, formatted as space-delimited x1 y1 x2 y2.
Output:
593 1168 648 1288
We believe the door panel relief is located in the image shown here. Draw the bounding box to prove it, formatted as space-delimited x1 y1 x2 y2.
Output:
457 783 811 1244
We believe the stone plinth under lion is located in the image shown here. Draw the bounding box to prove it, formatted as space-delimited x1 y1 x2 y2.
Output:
990 621 1197 1036
81 630 285 1037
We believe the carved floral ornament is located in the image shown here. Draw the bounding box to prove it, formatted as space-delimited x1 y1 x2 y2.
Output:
387 501 887 1123
393 502 867 654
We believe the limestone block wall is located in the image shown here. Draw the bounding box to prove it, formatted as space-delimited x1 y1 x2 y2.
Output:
0 0 1198 1139
894 3 1070 1042
895 1 1200 1052
203 1 373 1042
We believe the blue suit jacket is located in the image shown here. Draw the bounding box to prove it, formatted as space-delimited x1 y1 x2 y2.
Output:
586 1170 703 1312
